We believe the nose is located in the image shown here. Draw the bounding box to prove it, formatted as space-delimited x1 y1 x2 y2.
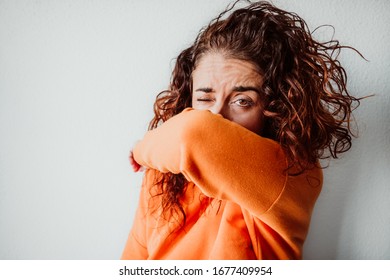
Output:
209 100 230 120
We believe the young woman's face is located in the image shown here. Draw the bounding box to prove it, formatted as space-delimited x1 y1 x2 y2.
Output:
191 52 265 135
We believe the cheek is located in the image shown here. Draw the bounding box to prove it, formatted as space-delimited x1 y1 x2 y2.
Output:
191 96 198 109
233 110 265 135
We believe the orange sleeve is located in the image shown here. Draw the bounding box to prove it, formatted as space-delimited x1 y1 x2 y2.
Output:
120 172 152 260
133 108 288 217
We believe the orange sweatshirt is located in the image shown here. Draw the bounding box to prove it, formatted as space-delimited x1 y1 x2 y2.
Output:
121 108 322 259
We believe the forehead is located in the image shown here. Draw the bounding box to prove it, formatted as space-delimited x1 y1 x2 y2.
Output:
192 52 262 85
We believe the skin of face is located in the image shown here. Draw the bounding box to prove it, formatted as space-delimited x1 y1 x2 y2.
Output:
191 52 265 135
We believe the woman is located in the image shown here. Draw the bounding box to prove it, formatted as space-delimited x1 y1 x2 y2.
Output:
121 1 361 259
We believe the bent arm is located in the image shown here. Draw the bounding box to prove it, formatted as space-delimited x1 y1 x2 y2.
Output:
133 109 287 217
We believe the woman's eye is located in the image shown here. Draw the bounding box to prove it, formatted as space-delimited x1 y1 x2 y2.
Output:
233 99 253 107
197 98 212 102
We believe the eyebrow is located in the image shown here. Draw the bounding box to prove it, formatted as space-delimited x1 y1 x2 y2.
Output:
233 86 261 94
194 86 260 94
195 87 213 93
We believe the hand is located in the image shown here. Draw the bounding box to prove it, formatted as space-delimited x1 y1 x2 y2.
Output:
129 149 145 172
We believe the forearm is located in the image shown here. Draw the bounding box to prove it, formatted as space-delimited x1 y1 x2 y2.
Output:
133 109 287 216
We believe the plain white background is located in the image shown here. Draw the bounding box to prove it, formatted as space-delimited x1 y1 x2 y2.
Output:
0 0 389 259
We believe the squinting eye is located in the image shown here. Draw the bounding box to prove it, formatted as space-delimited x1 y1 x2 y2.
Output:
197 98 213 102
233 99 253 107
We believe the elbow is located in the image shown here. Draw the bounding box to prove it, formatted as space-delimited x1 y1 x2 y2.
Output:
178 109 225 142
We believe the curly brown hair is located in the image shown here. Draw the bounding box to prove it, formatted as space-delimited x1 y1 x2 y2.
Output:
147 0 363 227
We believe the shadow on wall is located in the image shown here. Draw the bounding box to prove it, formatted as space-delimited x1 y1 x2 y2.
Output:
302 160 359 259
303 93 390 260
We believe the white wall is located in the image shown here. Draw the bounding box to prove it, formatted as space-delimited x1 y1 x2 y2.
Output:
0 0 389 260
